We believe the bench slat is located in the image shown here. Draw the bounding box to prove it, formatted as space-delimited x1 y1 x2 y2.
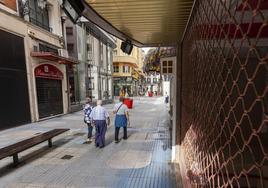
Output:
0 129 69 160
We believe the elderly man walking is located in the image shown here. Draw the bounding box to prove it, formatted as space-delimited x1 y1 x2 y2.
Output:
90 100 110 148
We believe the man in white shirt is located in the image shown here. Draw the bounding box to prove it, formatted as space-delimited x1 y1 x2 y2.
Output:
113 97 129 143
90 100 110 148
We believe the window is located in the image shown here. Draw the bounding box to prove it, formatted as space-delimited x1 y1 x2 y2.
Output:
67 43 74 54
89 77 94 90
66 27 73 35
164 75 171 81
100 43 103 67
113 65 119 73
39 44 58 54
153 78 157 83
147 78 151 83
28 0 50 32
123 65 130 73
162 60 173 74
87 43 92 60
87 43 92 52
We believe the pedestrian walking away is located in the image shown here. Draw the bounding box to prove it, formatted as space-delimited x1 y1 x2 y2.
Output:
83 98 94 143
164 92 169 104
90 100 110 148
113 96 130 143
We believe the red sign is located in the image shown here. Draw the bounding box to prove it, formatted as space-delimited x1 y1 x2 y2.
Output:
35 64 63 80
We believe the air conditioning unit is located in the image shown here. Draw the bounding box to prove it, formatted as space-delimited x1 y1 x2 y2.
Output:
58 49 69 58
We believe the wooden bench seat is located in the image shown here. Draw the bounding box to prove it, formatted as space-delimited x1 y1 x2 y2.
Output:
0 128 69 166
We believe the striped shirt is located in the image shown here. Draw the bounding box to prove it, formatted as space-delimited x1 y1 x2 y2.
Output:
90 105 109 120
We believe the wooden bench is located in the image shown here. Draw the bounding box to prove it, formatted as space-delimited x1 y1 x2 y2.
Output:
0 128 69 166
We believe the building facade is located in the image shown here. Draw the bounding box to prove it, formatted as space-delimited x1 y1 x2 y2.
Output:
144 73 161 96
0 0 77 129
65 18 116 108
112 39 144 96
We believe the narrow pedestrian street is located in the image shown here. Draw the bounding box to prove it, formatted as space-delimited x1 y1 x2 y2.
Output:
0 97 178 188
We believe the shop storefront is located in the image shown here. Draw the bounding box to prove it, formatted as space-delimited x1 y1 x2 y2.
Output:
113 77 134 96
34 64 64 119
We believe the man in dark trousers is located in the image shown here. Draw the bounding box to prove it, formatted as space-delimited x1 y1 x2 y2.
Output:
90 100 110 148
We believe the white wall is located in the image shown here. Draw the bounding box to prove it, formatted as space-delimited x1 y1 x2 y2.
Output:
162 81 170 96
160 56 177 162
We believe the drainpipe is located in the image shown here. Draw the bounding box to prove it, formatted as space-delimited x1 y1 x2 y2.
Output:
106 45 109 101
60 15 71 112
98 42 102 100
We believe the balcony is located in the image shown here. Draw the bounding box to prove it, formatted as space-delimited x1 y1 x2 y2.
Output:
113 56 138 65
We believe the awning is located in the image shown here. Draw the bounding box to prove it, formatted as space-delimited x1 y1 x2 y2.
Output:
31 52 79 65
80 0 194 47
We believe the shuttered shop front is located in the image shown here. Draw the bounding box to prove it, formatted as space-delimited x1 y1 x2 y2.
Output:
35 64 64 119
0 29 31 129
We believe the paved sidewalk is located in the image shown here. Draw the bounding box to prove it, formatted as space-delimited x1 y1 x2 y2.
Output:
0 97 178 188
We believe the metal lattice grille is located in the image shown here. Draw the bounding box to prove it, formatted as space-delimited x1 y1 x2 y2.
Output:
180 0 268 187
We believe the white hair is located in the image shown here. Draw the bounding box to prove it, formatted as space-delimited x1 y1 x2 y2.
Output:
97 100 102 106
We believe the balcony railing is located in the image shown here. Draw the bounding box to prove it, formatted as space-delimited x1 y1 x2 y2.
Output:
29 17 51 32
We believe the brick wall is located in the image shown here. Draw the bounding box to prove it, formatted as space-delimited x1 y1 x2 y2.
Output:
0 0 17 11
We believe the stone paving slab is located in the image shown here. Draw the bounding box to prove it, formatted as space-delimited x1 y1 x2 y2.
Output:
0 97 179 188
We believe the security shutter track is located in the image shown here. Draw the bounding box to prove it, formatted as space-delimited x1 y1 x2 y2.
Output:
36 78 63 119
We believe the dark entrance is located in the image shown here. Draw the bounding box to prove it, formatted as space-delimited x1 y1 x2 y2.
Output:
0 30 31 130
35 64 64 119
36 78 63 119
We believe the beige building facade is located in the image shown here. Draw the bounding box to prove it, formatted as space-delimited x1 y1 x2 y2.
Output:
0 0 75 129
112 38 144 96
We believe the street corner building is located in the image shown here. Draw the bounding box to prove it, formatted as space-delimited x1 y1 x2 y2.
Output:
112 38 145 97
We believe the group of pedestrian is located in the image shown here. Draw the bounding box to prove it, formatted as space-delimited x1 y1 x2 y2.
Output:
83 96 129 148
